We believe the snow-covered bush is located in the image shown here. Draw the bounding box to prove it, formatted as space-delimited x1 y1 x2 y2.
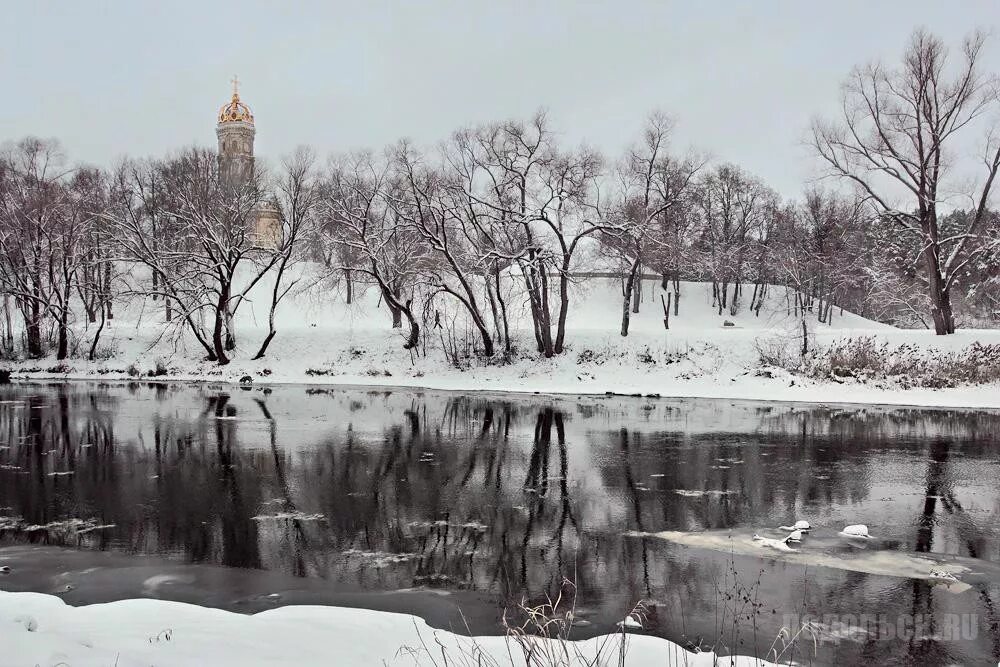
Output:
800 337 1000 388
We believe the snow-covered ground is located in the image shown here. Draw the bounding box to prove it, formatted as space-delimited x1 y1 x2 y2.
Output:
8 270 1000 409
0 591 776 667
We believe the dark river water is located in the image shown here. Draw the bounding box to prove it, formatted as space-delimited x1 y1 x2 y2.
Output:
1 382 999 666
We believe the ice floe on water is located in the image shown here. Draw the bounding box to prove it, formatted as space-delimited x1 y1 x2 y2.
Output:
627 528 985 592
141 574 196 596
251 511 325 522
671 489 738 497
341 549 419 568
406 520 488 532
0 517 116 536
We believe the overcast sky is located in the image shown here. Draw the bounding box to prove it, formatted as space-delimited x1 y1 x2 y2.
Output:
2 1 997 197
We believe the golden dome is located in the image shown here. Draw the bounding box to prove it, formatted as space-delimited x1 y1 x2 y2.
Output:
218 75 254 124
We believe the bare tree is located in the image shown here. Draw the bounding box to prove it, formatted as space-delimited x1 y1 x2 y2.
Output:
606 112 703 336
812 29 1000 334
319 151 427 350
109 148 279 364
694 164 777 317
253 147 318 359
466 113 625 356
0 138 78 359
391 140 498 357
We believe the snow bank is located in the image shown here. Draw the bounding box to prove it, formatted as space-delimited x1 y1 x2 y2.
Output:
9 273 1000 409
0 591 774 666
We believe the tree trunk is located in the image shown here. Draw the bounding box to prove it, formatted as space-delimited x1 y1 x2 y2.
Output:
26 301 42 358
56 316 69 360
524 254 554 357
380 284 403 328
673 276 680 316
213 286 231 365
631 269 641 314
104 262 114 320
923 245 955 334
88 303 107 361
620 256 641 337
224 303 236 351
494 266 511 355
344 269 353 305
661 293 671 330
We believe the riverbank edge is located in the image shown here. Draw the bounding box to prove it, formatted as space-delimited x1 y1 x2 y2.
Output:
5 367 1000 411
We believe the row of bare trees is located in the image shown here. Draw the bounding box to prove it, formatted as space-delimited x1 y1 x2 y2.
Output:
1 28 998 367
0 139 114 360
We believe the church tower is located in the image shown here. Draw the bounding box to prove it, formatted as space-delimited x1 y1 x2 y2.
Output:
216 75 255 187
214 77 282 247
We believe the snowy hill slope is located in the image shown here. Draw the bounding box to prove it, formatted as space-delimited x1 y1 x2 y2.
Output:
8 266 1000 408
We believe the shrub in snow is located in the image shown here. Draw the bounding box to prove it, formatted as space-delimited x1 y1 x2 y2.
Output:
13 615 38 632
754 335 797 368
576 348 606 364
799 337 1000 388
147 360 169 377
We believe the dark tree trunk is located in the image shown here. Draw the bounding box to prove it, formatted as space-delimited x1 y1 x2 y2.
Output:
524 253 554 357
26 317 42 358
26 289 43 357
224 303 236 351
923 242 955 334
661 293 671 330
213 286 231 365
673 276 680 316
620 256 641 337
631 270 641 314
494 266 511 355
104 262 114 320
88 303 107 361
383 285 403 328
56 322 68 360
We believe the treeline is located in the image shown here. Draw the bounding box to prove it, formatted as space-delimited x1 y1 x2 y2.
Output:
0 28 998 365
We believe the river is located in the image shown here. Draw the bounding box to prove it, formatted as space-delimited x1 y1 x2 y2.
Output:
1 381 998 666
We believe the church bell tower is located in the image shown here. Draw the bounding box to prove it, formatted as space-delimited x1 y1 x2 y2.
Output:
216 75 255 187
214 76 282 247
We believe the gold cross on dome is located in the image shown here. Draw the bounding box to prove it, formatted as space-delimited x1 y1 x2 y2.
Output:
231 74 240 97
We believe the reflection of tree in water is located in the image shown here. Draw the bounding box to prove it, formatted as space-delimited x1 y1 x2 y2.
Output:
2 385 1000 662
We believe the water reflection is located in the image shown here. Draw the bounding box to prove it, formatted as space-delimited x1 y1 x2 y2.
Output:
1 383 999 665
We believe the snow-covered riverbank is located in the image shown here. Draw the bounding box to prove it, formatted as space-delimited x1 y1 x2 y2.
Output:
7 278 1000 409
0 591 774 667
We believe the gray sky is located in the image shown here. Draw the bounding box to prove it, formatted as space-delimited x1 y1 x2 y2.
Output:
2 1 997 197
